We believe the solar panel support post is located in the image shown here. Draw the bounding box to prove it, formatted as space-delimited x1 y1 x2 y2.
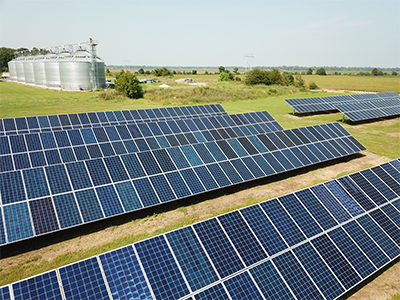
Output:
342 114 345 122
293 108 295 115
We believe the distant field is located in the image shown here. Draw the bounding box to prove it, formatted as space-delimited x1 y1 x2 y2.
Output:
303 74 400 93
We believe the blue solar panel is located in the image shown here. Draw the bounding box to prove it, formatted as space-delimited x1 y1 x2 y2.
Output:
293 242 345 300
12 271 63 300
29 197 59 235
135 235 190 300
99 246 153 300
75 189 104 222
166 227 219 291
218 211 267 266
53 193 83 229
194 218 245 278
59 257 110 300
273 250 325 300
224 271 264 300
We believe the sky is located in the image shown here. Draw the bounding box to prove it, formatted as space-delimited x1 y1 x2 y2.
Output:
1 0 399 68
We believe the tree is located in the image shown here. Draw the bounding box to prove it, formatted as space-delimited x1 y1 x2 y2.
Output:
218 66 226 74
115 70 143 99
233 67 239 74
316 67 327 75
219 70 235 81
245 69 271 85
371 68 383 76
306 68 313 75
269 68 283 85
153 67 173 77
192 70 197 75
0 47 15 72
392 71 398 76
138 68 144 75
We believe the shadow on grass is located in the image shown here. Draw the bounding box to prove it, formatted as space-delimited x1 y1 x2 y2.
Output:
0 153 365 259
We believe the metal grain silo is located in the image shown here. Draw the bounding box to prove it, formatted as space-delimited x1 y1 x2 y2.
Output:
94 57 106 90
44 53 61 88
59 49 90 91
23 55 35 84
8 59 17 81
59 49 105 91
33 55 46 86
15 56 25 82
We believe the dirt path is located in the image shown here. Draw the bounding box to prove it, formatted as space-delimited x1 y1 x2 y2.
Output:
1 152 395 299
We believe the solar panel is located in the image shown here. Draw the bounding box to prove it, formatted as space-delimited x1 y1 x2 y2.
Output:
0 104 227 136
3 158 400 299
0 121 365 245
0 112 282 173
285 92 400 121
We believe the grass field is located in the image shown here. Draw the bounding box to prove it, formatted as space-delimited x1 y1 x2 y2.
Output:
0 78 399 298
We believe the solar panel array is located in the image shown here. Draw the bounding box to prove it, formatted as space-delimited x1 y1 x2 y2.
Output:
285 92 400 121
2 158 400 300
0 120 365 245
0 104 227 136
0 111 283 173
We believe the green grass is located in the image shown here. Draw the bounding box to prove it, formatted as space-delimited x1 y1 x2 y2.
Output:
303 75 400 93
389 294 400 300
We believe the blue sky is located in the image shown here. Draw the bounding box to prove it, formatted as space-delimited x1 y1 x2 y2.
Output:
1 0 399 67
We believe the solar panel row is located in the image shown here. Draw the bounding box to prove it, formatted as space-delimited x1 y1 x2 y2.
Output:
335 98 400 121
0 104 227 136
2 158 399 300
0 112 282 173
285 92 400 115
0 122 365 245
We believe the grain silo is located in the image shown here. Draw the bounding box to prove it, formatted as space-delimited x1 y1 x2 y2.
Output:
33 54 46 86
44 52 61 88
7 38 105 90
15 56 25 82
23 55 35 84
8 58 17 81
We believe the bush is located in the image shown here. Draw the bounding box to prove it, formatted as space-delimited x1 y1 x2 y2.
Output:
316 67 327 75
153 67 173 77
115 70 143 99
309 82 319 90
219 71 235 81
245 69 271 85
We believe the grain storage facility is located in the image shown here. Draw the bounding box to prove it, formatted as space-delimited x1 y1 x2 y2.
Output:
8 38 106 91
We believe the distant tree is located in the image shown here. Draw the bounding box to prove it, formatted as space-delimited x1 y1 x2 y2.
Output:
219 70 235 81
204 71 209 75
192 70 197 75
295 74 305 89
269 68 283 85
284 74 295 85
233 67 239 74
145 70 151 75
115 70 143 99
316 67 327 75
371 68 383 76
218 66 226 74
0 47 15 72
245 68 271 85
306 68 313 75
138 68 144 74
392 71 398 76
173 70 177 75
153 67 173 77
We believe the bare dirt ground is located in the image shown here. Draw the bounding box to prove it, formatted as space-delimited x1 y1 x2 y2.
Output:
1 152 398 299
